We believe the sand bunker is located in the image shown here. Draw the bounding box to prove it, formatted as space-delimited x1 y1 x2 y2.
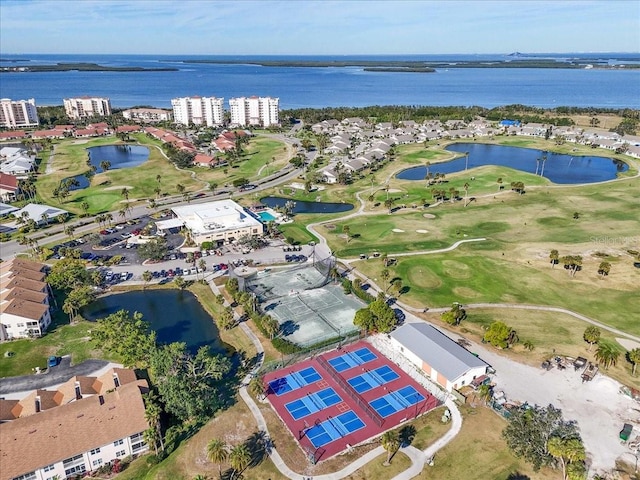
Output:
423 213 436 219
392 229 405 233
104 185 134 191
416 229 428 233
388 188 403 193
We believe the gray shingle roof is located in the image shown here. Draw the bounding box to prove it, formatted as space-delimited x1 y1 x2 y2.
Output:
390 323 488 381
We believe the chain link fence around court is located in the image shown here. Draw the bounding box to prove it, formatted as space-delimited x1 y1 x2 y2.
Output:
232 254 366 348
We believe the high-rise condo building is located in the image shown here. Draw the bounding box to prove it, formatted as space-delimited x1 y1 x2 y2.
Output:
0 98 39 128
171 96 225 127
63 96 112 119
229 96 279 127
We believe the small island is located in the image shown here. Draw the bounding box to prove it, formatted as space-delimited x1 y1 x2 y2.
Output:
0 62 179 73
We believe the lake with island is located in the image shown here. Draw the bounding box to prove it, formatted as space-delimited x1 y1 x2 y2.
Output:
396 143 629 184
67 144 149 190
82 289 225 354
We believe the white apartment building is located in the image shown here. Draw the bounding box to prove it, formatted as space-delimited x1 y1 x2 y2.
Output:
171 96 224 127
122 107 172 123
63 96 112 120
0 379 150 480
229 96 279 127
0 259 52 341
0 98 39 129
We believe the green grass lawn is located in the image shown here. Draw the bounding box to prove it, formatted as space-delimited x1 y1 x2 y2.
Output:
355 242 640 335
0 319 110 377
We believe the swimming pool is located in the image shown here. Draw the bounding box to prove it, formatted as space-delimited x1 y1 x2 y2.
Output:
258 211 277 222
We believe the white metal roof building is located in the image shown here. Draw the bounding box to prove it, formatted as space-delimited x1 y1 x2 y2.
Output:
171 199 263 246
389 322 489 392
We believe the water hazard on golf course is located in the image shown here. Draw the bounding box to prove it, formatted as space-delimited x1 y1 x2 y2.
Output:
260 196 354 214
396 143 628 184
65 144 150 190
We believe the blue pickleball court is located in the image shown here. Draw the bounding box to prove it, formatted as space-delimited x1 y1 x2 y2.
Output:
285 387 342 420
304 411 366 448
268 366 322 395
369 385 426 418
327 347 377 372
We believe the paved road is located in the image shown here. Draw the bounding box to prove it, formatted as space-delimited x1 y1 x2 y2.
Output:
0 358 110 396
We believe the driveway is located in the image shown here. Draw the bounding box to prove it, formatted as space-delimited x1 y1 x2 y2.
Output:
402 315 638 475
0 358 112 397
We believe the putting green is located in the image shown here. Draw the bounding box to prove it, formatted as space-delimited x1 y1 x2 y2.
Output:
407 266 442 289
442 260 472 279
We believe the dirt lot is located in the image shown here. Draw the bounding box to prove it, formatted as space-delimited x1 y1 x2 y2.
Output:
466 334 640 476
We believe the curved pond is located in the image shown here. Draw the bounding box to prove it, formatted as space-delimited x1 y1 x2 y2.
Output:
396 143 628 184
64 144 150 190
261 196 354 214
82 289 225 354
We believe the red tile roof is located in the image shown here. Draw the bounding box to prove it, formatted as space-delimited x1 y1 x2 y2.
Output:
0 131 26 139
0 173 19 191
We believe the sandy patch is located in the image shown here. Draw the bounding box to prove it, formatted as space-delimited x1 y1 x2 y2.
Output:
388 188 403 193
392 228 405 233
72 139 91 145
423 213 436 219
416 229 428 233
617 337 640 351
104 185 134 191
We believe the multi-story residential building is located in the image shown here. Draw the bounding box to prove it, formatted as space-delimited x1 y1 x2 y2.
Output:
122 107 172 123
0 377 150 480
171 96 224 127
0 259 52 340
0 98 39 129
63 96 112 120
229 96 279 127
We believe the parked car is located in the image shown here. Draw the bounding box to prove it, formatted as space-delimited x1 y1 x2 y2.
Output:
47 356 59 368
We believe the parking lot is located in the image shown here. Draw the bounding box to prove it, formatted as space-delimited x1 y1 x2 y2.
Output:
50 214 317 286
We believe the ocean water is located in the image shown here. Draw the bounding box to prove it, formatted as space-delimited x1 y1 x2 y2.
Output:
0 54 638 109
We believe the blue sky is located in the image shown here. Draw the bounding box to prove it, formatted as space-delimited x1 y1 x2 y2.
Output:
1 0 638 55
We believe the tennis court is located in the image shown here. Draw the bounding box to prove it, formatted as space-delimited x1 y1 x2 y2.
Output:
369 385 426 418
327 346 377 372
264 284 365 346
305 411 366 448
267 367 322 395
285 387 342 420
347 365 400 394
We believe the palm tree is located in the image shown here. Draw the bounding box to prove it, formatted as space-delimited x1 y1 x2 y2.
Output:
198 258 206 280
628 348 640 376
209 182 218 194
384 198 394 213
121 187 130 201
176 183 185 194
118 208 127 221
597 261 611 277
81 201 90 217
105 213 113 226
549 249 559 269
594 340 621 370
207 438 228 479
381 430 400 465
100 160 111 172
463 182 470 207
464 151 469 170
228 444 251 480
248 376 265 399
547 436 585 480
40 212 49 226
342 225 351 243
156 174 162 185
476 384 493 405
142 270 153 289
496 177 503 191
380 269 390 287
64 225 76 240
154 186 162 198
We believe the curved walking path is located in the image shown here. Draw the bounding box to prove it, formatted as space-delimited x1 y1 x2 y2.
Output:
209 279 462 480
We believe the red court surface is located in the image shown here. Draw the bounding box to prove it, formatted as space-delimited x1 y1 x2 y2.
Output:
262 341 441 462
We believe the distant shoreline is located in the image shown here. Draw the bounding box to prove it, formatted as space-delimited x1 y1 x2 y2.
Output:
179 59 640 70
0 63 178 73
